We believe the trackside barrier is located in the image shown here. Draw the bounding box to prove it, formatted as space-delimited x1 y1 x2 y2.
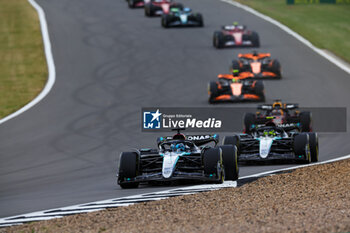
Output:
287 0 350 4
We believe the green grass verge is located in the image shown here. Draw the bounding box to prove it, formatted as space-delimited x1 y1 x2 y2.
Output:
0 0 47 119
234 0 350 63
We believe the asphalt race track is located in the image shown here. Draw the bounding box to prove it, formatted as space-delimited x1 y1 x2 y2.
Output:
0 0 349 218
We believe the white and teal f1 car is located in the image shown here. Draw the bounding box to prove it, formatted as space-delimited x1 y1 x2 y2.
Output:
117 129 238 189
223 125 318 164
161 7 203 28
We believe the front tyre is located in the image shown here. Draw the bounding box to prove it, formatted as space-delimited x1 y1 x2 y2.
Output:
203 148 224 183
118 152 140 189
308 132 319 162
219 145 239 181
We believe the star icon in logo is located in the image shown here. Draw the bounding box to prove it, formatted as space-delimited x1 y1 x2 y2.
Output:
150 109 161 122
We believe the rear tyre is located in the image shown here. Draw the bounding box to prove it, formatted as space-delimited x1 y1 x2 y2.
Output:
196 13 204 27
219 145 239 181
308 132 319 162
213 31 224 48
203 148 224 183
300 111 312 132
293 133 311 164
161 14 170 28
270 59 282 78
208 81 219 104
128 0 135 8
244 113 256 134
253 81 265 100
223 135 240 151
251 31 260 47
118 152 140 189
144 4 153 17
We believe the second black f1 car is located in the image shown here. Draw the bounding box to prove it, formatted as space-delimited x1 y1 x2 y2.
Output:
223 125 319 164
117 129 239 188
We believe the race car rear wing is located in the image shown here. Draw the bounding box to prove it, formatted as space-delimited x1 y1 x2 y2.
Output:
157 134 219 146
257 103 299 110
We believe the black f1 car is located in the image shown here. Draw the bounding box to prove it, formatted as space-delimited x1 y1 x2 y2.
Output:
223 125 319 164
162 7 203 28
144 0 183 17
117 129 239 188
243 100 312 133
208 74 265 104
213 23 259 48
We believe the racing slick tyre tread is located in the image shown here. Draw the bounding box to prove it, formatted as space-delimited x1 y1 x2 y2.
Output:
208 81 219 104
300 111 312 132
271 59 282 78
254 81 265 100
128 0 135 8
251 31 260 47
293 133 311 164
244 113 256 134
196 13 204 27
219 145 239 181
308 132 319 162
213 31 224 48
223 135 240 151
203 148 224 183
161 14 170 28
118 152 140 189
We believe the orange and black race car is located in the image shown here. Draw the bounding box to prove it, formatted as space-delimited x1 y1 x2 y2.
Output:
232 51 282 79
208 74 265 104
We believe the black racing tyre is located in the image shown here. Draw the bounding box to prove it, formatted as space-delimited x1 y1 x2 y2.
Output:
219 145 239 181
244 113 256 134
293 133 311 163
254 81 264 96
161 14 170 28
251 31 260 47
118 152 140 188
208 81 219 103
223 135 240 150
128 0 136 8
213 31 224 48
231 60 241 73
300 111 312 132
196 13 204 27
203 148 224 183
308 132 319 162
144 4 153 16
270 59 282 78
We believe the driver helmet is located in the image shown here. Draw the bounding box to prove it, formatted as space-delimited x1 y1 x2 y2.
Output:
175 143 186 152
263 129 276 137
231 78 240 83
173 133 186 140
232 69 240 77
233 21 239 26
271 109 283 116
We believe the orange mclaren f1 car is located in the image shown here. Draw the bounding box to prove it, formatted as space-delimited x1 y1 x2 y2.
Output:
232 51 282 79
208 73 265 104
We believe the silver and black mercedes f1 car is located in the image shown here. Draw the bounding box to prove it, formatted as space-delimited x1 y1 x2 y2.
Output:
117 129 239 188
223 125 318 164
161 7 203 28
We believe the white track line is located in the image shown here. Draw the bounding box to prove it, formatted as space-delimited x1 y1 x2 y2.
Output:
220 0 350 75
0 0 55 125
